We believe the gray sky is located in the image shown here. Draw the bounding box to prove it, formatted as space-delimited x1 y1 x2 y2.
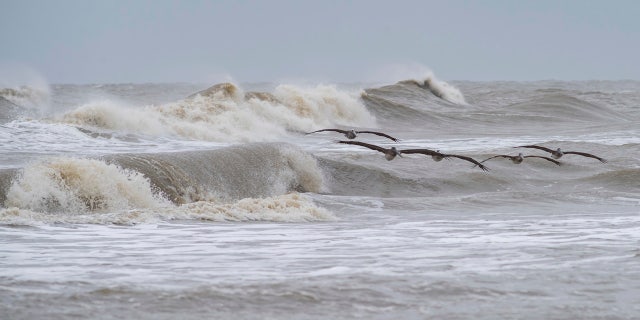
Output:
2 0 639 84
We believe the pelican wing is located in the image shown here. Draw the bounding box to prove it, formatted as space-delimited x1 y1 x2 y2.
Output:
400 148 441 156
445 154 489 171
516 145 555 154
356 130 399 142
306 128 348 135
563 151 607 163
524 155 562 166
479 155 512 163
338 140 388 154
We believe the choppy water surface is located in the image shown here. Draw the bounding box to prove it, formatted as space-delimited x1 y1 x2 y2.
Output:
1 78 639 319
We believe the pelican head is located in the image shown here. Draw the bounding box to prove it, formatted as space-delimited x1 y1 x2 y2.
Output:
552 148 563 159
431 150 444 162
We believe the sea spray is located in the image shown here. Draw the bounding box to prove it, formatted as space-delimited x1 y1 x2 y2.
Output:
401 75 468 105
0 148 333 224
4 157 168 213
59 82 376 142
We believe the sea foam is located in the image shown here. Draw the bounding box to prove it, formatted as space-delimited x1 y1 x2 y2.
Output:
58 82 376 142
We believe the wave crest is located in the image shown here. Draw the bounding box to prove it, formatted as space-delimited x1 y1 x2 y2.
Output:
4 157 168 213
401 75 468 105
59 82 376 142
0 148 332 225
0 85 50 109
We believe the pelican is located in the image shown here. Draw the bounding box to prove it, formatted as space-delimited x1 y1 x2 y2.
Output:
516 145 607 163
480 153 561 166
307 129 399 142
401 148 489 171
338 140 401 161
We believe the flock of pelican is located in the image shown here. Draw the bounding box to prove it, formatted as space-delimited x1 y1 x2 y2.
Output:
306 128 607 171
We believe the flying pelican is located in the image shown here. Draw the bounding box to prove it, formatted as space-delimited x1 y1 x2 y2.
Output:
515 145 607 163
338 140 401 161
479 153 561 166
401 148 489 171
307 129 399 142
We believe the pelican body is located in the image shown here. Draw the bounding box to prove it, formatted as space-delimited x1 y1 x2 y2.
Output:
338 140 401 161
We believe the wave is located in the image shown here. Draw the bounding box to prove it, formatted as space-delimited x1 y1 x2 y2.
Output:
319 158 436 197
359 81 633 133
2 143 324 208
318 157 507 198
0 193 334 225
360 91 442 125
160 193 334 223
4 157 168 213
0 168 19 205
0 85 49 109
574 168 640 191
57 82 376 142
0 96 22 123
319 155 639 204
0 143 333 225
315 138 635 199
399 76 468 105
507 93 629 122
360 78 471 128
106 143 326 203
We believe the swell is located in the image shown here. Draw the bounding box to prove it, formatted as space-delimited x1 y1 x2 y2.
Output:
361 80 471 129
505 93 629 123
317 138 638 199
105 143 325 204
318 158 508 198
398 77 468 105
572 168 640 191
360 81 633 133
320 156 639 201
360 91 442 125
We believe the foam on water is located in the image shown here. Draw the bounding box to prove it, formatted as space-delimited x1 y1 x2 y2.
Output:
0 192 334 225
0 147 333 225
3 157 168 214
57 83 376 142
162 193 335 222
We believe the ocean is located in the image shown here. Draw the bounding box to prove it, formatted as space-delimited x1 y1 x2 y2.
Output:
1 77 639 319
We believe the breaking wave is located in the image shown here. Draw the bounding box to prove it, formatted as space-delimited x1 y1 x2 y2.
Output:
58 82 376 142
0 143 334 225
0 85 50 109
400 76 468 105
0 193 334 225
3 157 168 214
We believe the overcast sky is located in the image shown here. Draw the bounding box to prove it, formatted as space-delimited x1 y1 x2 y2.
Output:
1 0 639 84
